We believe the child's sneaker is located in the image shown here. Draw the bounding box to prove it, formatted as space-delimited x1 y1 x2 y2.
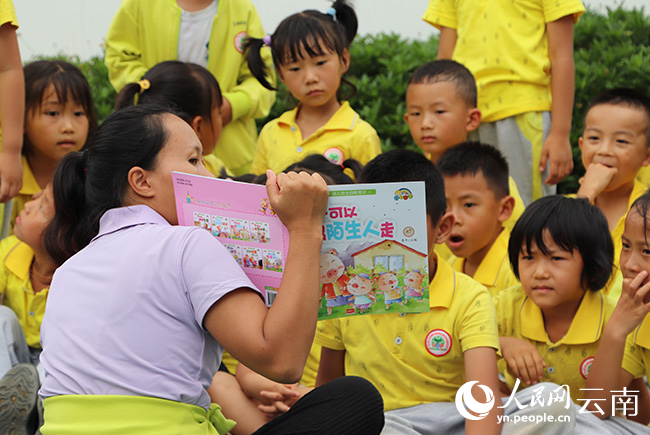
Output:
0 364 39 435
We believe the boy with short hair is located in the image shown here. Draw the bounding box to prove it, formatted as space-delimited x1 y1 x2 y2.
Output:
576 88 650 297
423 0 584 205
437 142 518 296
315 149 503 434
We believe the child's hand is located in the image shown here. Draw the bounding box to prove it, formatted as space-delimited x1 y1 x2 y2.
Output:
610 271 650 337
539 132 573 185
0 149 22 203
266 170 328 235
577 163 618 202
257 383 311 419
501 337 546 385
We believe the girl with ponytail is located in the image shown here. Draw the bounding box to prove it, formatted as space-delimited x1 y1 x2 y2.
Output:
245 0 381 177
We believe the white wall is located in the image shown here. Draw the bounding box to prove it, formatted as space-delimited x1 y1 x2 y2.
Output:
14 0 645 61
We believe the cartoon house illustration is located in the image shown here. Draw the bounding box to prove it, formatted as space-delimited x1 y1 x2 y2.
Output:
351 240 426 272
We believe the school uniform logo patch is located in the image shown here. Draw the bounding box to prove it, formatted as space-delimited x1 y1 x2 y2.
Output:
323 147 345 165
580 357 594 379
425 329 452 357
234 31 247 53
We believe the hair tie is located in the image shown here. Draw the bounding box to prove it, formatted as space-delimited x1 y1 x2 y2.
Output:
139 79 151 94
325 7 337 21
262 35 272 47
80 149 89 175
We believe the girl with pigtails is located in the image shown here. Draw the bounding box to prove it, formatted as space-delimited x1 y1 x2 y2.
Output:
245 0 382 176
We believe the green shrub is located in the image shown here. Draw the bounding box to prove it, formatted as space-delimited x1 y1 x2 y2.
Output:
34 7 650 194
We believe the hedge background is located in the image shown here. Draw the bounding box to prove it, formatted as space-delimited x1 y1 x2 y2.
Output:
39 7 650 194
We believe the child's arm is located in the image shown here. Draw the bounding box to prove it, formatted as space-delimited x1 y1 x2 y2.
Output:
499 336 546 386
585 270 650 418
464 347 502 435
538 15 576 186
0 22 23 203
436 26 457 60
204 171 328 383
315 346 346 387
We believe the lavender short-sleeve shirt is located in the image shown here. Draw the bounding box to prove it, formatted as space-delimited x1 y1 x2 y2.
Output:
39 205 259 410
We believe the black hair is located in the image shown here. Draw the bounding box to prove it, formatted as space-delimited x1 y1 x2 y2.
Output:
407 60 477 107
584 88 650 147
508 195 614 292
629 189 650 244
243 0 357 94
358 150 446 223
437 141 510 199
283 154 361 185
115 61 222 127
43 104 181 266
23 60 97 153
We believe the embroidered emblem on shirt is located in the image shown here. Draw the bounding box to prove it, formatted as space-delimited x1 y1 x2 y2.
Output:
234 31 247 54
323 147 345 165
425 329 452 357
580 356 594 379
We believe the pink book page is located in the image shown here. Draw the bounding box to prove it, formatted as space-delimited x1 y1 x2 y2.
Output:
172 172 289 306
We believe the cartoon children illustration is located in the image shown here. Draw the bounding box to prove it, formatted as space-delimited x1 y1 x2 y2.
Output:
319 249 353 315
404 269 426 303
377 272 405 310
347 273 376 314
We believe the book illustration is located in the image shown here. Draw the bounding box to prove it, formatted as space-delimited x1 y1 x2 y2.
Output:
224 244 243 266
243 246 263 269
347 273 375 314
211 215 231 238
193 212 210 231
251 221 271 244
231 218 251 241
259 198 276 216
263 249 283 273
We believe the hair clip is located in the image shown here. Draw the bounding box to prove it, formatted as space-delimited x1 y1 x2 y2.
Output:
262 35 272 47
325 7 337 21
139 79 151 93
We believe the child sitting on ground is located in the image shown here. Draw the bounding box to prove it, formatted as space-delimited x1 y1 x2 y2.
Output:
403 60 524 266
576 88 650 299
244 0 381 175
437 142 518 296
496 196 614 402
584 191 650 429
315 149 503 434
12 60 96 230
0 184 56 434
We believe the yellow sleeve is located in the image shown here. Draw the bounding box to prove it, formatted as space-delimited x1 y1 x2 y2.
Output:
104 0 150 92
250 120 273 175
457 282 500 352
224 5 275 122
542 0 585 23
0 236 19 301
622 332 647 379
0 0 18 27
314 318 345 351
422 0 458 30
349 122 382 166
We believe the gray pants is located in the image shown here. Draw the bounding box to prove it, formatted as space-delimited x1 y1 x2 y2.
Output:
382 382 649 434
0 306 43 383
468 112 553 206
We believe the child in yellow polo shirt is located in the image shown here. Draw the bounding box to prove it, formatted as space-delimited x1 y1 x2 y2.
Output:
317 150 519 434
437 142 518 296
585 191 650 428
404 60 525 264
576 88 650 299
496 195 617 405
0 184 56 433
244 2 381 175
